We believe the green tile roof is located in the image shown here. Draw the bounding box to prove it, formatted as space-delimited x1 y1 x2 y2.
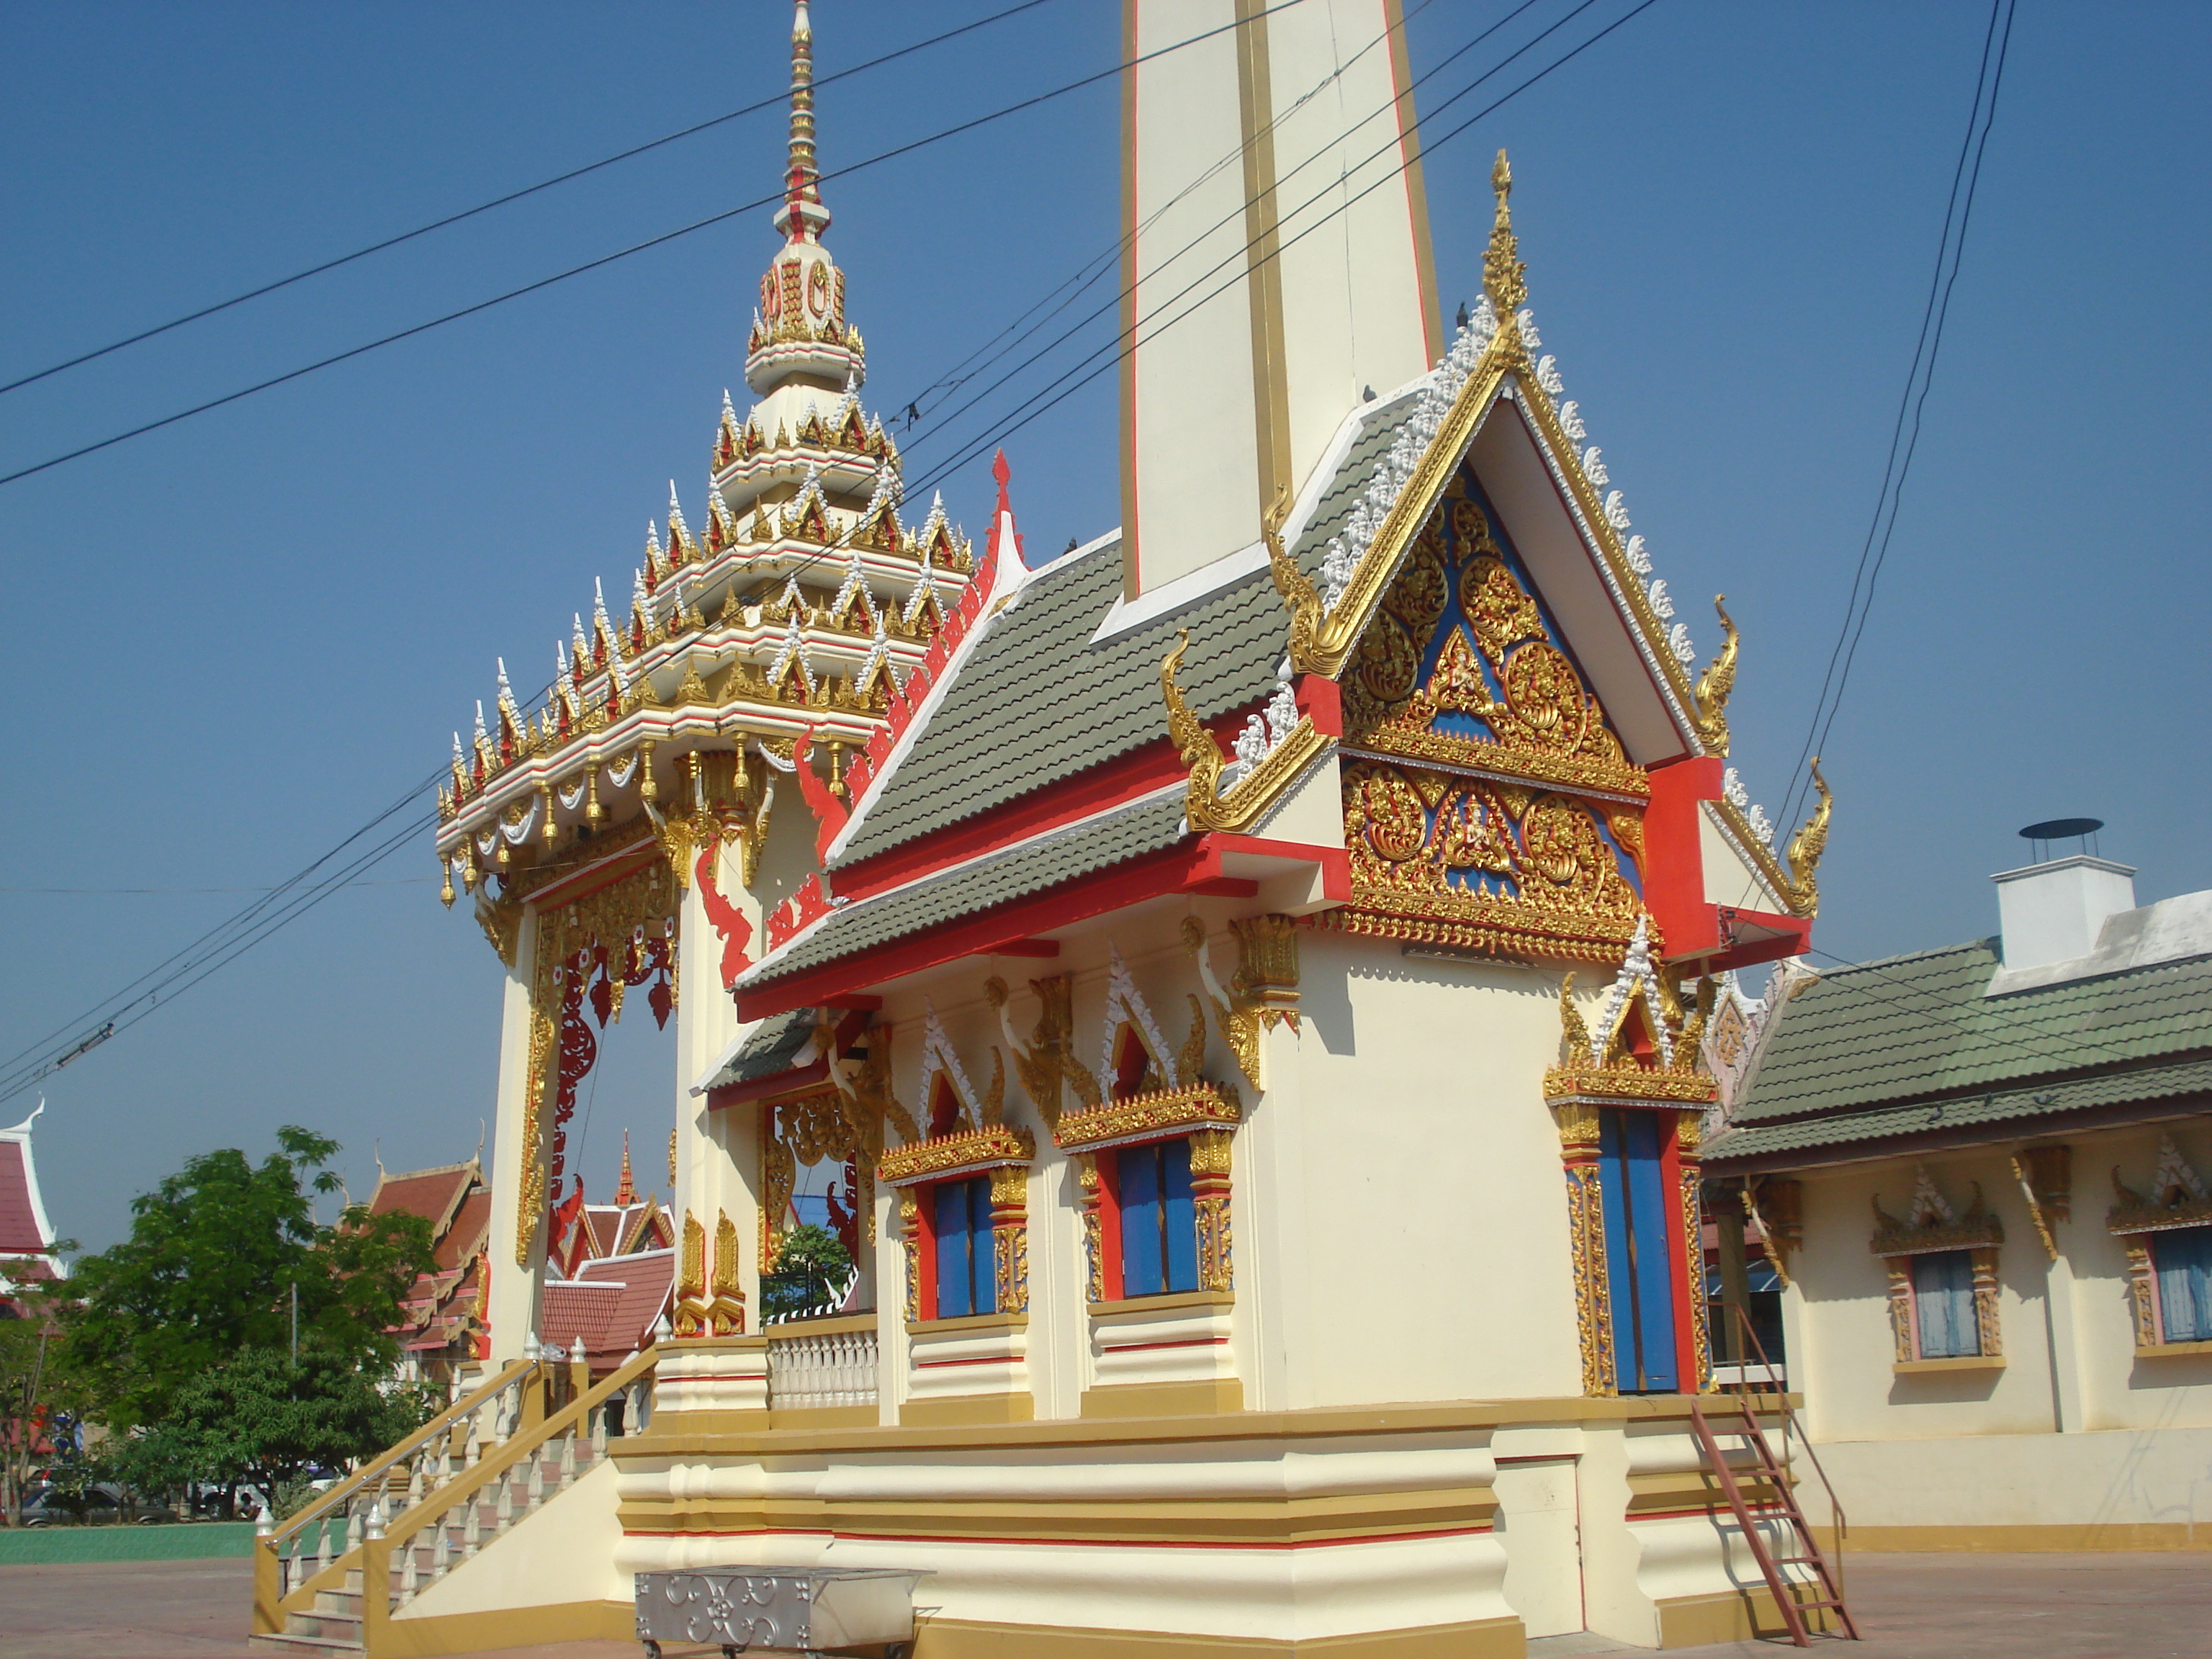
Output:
1707 939 2212 1162
699 1006 818 1094
830 395 1414 871
748 788 1192 988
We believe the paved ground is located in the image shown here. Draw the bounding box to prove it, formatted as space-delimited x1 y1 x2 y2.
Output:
1 1552 2202 1658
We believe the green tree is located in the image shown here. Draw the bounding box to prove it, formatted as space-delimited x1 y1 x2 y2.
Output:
107 1346 439 1514
58 1127 433 1431
1 1269 81 1528
760 1224 853 1321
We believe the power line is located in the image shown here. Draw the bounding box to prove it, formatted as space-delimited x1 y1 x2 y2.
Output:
904 0 1564 450
1775 0 2015 832
0 0 1313 491
0 0 1066 400
2 0 1655 1103
904 0 1663 498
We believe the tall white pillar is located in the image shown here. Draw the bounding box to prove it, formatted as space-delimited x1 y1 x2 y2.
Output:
1120 0 1438 598
487 908 542 1364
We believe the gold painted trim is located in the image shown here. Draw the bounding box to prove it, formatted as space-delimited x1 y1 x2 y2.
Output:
613 1390 1768 1462
2136 1338 2212 1359
1080 1378 1244 1419
1843 1521 2212 1553
1656 1587 1836 1650
899 1391 1036 1428
908 1310 1030 1337
1054 1081 1242 1153
1894 1354 2007 1375
878 1123 1035 1186
1092 1288 1237 1318
909 1615 1524 1659
1233 0 1292 521
382 1600 632 1656
768 1403 877 1429
765 1313 876 1340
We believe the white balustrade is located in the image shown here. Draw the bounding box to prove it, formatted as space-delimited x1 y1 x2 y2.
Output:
767 1325 880 1411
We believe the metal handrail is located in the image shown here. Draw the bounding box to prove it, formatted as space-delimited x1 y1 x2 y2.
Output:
1715 1299 1846 1588
266 1355 538 1548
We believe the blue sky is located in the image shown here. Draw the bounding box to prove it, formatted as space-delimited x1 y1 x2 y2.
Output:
4 1 2206 1252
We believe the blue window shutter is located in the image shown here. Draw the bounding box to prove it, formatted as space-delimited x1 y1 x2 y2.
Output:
935 1180 973 1319
1163 1138 1197 1292
971 1177 998 1317
1122 1143 1164 1298
2154 1228 2212 1343
1912 1251 1978 1358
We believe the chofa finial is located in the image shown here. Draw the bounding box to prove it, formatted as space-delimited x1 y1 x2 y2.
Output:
1483 149 1527 314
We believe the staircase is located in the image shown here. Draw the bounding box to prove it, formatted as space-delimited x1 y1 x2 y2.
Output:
1689 1305 1858 1647
253 1347 657 1655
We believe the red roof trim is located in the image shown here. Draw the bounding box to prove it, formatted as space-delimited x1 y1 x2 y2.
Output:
737 836 1272 1022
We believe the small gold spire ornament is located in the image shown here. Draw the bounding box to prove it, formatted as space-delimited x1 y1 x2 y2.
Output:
1483 149 1527 315
439 854 455 909
1694 595 1740 756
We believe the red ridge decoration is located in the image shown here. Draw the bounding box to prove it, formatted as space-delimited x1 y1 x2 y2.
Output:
767 871 832 951
695 843 755 989
793 727 851 858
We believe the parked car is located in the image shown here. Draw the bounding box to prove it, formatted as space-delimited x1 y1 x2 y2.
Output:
20 1482 177 1526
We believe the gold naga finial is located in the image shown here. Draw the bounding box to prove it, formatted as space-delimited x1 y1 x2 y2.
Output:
1483 148 1527 314
1784 759 1833 915
1694 595 1740 755
1259 482 1326 673
1159 630 1226 801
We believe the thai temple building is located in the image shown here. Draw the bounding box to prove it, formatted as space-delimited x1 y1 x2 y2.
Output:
369 1154 495 1383
1706 840 2212 1550
254 5 1847 1655
0 1100 62 1317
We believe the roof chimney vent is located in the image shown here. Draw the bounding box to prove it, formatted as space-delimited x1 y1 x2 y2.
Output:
1994 818 2136 972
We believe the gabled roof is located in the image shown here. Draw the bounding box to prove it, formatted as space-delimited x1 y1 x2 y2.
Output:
431 1188 493 1272
369 1161 479 1241
1704 918 2212 1166
0 1102 55 1259
540 1247 676 1361
830 394 1419 874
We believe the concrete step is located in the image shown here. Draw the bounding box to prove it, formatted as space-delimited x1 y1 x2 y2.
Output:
252 1633 362 1655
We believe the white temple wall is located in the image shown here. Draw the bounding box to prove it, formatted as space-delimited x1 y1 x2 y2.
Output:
1783 1121 2212 1542
1268 929 1585 1408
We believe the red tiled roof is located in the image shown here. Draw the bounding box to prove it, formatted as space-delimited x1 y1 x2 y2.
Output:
540 1249 675 1362
370 1164 476 1236
435 1190 493 1271
0 1139 44 1255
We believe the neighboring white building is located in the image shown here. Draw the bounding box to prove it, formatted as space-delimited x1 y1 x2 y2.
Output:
1706 843 2212 1550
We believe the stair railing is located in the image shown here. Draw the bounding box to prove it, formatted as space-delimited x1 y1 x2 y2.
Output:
356 1346 659 1655
1715 1300 1847 1590
252 1355 539 1638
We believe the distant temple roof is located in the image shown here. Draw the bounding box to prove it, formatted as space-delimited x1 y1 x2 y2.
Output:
541 1247 676 1370
1 1102 61 1309
369 1154 492 1365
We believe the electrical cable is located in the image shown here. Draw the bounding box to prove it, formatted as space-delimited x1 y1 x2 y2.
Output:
2 0 1660 1104
0 0 1313 490
1773 0 2015 833
902 0 1561 448
0 0 1067 400
902 0 1663 500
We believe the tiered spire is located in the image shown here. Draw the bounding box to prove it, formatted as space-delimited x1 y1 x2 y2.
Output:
775 1 830 243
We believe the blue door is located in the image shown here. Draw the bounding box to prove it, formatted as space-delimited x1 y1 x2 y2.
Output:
1599 1109 1679 1393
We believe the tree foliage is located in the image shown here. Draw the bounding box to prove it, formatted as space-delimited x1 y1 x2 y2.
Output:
107 1346 439 1506
760 1224 853 1321
58 1126 433 1431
